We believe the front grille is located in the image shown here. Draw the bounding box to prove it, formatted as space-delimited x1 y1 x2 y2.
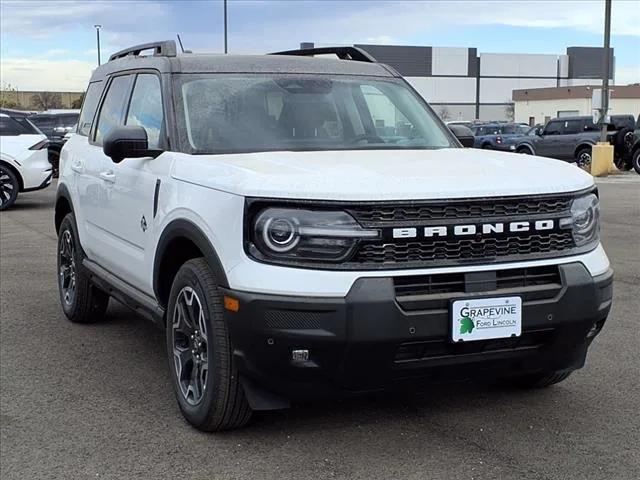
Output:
354 232 574 266
343 193 584 268
394 265 563 311
350 197 572 225
394 329 555 363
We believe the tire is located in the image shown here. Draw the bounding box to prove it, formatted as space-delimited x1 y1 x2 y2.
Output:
0 165 19 211
49 149 60 178
57 213 109 323
633 149 640 175
575 147 592 171
166 258 252 432
614 127 633 157
482 143 492 150
511 371 572 389
517 146 532 155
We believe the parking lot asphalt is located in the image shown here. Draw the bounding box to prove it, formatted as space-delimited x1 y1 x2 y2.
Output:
1 176 639 480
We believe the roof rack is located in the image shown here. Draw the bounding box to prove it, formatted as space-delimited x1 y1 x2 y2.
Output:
270 46 377 63
108 40 177 62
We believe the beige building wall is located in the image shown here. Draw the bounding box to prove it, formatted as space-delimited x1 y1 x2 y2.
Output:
0 90 84 111
515 97 640 125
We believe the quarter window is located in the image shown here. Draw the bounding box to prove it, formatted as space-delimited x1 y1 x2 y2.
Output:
125 74 164 149
78 81 104 136
94 75 132 144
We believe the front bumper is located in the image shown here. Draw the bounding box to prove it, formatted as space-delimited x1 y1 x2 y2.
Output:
224 263 612 406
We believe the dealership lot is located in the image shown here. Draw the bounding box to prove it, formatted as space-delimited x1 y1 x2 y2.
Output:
1 177 638 480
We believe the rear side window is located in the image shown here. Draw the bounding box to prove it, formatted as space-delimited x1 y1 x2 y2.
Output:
94 75 132 145
545 121 563 135
78 81 104 136
563 120 582 135
125 74 164 149
0 116 26 136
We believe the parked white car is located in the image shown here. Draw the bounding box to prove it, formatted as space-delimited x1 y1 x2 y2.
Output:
0 111 53 210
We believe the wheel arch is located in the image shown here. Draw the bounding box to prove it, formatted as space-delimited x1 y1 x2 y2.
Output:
516 142 534 154
0 158 25 191
54 183 74 233
153 219 229 309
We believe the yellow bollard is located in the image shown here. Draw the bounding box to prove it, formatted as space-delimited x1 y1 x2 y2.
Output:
591 142 613 177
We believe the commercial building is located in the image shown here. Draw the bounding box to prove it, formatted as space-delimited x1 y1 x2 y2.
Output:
0 90 83 111
301 43 615 121
513 84 640 125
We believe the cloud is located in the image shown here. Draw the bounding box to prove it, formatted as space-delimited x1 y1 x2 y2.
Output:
1 58 94 91
615 65 640 85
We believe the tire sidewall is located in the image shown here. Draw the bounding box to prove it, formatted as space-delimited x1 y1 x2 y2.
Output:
166 262 223 426
0 165 19 211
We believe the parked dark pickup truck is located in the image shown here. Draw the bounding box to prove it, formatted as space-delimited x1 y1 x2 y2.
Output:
624 114 640 174
514 115 635 169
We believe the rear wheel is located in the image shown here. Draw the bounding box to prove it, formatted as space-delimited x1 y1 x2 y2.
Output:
576 147 592 171
517 146 532 155
0 165 19 211
167 258 252 431
57 213 109 323
49 149 60 178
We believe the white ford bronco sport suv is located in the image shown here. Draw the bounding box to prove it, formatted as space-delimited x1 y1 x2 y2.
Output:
56 41 613 431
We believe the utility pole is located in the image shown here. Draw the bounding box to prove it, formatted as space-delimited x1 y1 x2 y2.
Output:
599 0 612 142
223 0 228 54
94 24 102 66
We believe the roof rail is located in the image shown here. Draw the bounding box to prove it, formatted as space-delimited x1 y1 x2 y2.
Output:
270 46 377 63
108 40 177 62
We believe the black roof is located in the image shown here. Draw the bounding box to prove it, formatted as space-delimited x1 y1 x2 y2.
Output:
90 52 397 82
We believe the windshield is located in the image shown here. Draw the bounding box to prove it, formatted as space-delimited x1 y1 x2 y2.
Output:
176 74 455 154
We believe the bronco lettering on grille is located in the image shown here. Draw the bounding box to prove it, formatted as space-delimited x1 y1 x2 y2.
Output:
392 220 555 239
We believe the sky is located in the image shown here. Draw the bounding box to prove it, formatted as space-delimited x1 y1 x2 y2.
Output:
1 0 639 91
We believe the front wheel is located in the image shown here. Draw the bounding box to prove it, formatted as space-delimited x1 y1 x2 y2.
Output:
0 165 19 211
166 258 252 431
510 371 572 389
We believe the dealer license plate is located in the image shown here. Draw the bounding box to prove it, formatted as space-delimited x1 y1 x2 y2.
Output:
451 296 522 342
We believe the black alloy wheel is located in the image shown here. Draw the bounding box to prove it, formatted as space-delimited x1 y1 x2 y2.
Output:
0 165 19 211
59 229 77 307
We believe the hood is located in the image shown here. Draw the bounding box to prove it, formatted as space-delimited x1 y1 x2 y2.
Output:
170 148 594 201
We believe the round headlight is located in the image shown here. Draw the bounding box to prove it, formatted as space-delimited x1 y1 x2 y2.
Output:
570 193 600 246
261 216 300 253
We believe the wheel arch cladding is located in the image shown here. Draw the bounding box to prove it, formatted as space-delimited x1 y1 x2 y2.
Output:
0 160 24 191
154 219 229 308
54 184 73 233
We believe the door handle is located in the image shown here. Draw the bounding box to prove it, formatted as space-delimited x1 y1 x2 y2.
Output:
99 171 116 183
70 161 83 173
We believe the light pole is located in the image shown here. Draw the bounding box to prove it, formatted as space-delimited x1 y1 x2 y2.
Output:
223 0 228 54
94 24 102 66
599 0 612 143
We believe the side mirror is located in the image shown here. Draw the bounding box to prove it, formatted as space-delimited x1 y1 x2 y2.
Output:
536 127 543 136
103 126 161 163
448 124 475 148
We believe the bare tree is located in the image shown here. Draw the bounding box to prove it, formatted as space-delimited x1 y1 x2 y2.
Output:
504 100 515 122
0 82 19 109
71 92 84 109
437 106 451 122
30 92 63 111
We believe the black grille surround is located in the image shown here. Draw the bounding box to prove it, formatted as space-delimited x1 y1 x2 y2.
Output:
245 188 598 270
